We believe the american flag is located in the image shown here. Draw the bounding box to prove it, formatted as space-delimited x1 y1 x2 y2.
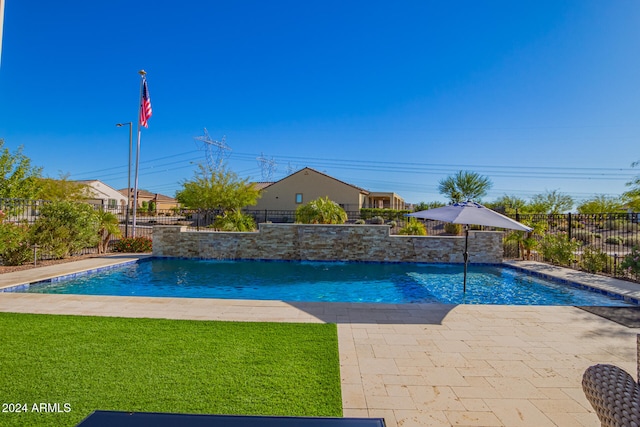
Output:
139 76 152 128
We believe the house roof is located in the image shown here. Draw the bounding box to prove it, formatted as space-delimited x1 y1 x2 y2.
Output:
260 167 369 194
118 188 178 202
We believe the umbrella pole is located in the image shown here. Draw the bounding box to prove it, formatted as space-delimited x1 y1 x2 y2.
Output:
463 225 469 293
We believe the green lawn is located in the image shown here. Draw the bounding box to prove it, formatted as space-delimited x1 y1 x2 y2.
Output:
0 313 342 427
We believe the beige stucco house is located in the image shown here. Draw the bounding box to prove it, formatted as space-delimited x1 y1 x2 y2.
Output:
78 180 128 210
252 167 370 212
118 188 180 211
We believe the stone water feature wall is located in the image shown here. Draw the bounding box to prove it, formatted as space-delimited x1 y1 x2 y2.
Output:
152 224 504 263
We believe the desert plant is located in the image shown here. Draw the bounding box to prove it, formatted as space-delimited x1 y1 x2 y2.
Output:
113 237 152 253
0 221 32 266
212 211 256 231
605 236 624 245
354 219 366 225
295 196 347 224
620 246 640 277
30 201 99 259
572 230 595 244
96 211 122 253
369 216 385 225
398 219 427 236
444 223 463 235
580 246 610 273
387 220 397 228
539 233 580 266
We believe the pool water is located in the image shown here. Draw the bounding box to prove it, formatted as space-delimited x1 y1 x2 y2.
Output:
17 258 635 306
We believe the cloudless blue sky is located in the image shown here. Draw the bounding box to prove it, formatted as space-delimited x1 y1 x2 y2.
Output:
1 1 639 206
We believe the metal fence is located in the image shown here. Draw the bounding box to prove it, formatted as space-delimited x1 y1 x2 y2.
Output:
2 198 640 282
504 212 640 282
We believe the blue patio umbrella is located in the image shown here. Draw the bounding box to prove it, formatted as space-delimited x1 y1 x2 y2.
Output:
407 201 533 292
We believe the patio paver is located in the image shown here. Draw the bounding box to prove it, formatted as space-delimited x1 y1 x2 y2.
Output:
1 255 639 426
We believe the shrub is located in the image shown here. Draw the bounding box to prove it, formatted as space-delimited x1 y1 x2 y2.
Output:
387 220 397 228
572 230 595 244
444 223 463 235
539 233 580 266
625 236 640 247
621 246 640 277
0 221 32 266
30 201 99 259
113 237 152 253
580 246 609 273
369 216 385 225
212 212 256 232
605 236 624 245
296 197 348 224
354 219 366 225
398 219 427 236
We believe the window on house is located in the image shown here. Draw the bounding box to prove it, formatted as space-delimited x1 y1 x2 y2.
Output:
295 193 303 204
108 199 117 208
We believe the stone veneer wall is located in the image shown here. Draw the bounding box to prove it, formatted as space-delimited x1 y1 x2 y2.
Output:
152 224 504 263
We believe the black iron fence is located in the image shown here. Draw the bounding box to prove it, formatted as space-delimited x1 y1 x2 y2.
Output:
504 212 640 282
2 198 640 282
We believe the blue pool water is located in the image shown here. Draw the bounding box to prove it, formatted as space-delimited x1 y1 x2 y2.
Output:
15 258 635 306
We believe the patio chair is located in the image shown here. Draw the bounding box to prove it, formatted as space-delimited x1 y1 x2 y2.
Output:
582 335 640 427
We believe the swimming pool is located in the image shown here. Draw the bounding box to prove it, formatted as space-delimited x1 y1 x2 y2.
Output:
12 258 636 306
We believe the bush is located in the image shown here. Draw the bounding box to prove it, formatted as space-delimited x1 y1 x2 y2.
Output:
30 201 99 259
387 220 397 228
296 197 348 224
621 246 640 277
444 223 463 235
625 236 640 247
605 236 624 245
0 221 32 266
113 237 152 253
539 233 580 266
354 219 366 225
580 246 609 273
398 219 427 236
369 216 384 225
572 230 595 244
212 212 256 231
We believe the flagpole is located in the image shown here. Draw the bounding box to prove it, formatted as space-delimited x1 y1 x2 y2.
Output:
131 69 147 238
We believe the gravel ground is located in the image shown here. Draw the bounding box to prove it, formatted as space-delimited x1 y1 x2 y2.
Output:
0 254 103 274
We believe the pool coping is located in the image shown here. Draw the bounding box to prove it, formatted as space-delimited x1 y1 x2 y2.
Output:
1 256 639 305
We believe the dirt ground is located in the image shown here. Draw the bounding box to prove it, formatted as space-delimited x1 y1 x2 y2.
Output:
0 254 103 274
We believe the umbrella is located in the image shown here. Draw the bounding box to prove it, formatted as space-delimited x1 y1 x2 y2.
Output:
407 201 533 292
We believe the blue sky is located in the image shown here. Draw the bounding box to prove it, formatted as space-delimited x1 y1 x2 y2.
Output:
1 1 639 207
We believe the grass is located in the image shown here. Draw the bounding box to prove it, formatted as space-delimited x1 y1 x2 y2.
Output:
0 313 342 427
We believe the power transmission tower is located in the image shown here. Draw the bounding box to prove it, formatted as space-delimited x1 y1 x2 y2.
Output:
194 128 231 172
257 153 277 181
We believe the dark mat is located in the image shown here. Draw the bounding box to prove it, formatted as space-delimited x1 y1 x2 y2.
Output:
578 306 640 328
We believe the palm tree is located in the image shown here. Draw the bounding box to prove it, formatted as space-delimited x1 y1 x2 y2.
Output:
438 171 493 203
295 196 348 224
96 211 122 254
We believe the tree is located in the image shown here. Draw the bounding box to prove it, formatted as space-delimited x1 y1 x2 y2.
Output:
528 190 574 214
0 139 43 199
36 174 90 201
96 210 122 253
577 195 624 214
296 196 348 224
485 194 528 215
438 170 493 203
176 165 261 214
623 160 640 211
413 201 445 211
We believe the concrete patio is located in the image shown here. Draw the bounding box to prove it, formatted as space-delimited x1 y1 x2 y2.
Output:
1 255 639 426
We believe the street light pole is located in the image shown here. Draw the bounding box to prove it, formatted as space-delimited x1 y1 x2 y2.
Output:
116 122 133 237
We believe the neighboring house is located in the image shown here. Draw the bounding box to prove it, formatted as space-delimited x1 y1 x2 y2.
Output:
366 192 406 210
78 180 128 210
118 188 180 211
251 167 370 212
